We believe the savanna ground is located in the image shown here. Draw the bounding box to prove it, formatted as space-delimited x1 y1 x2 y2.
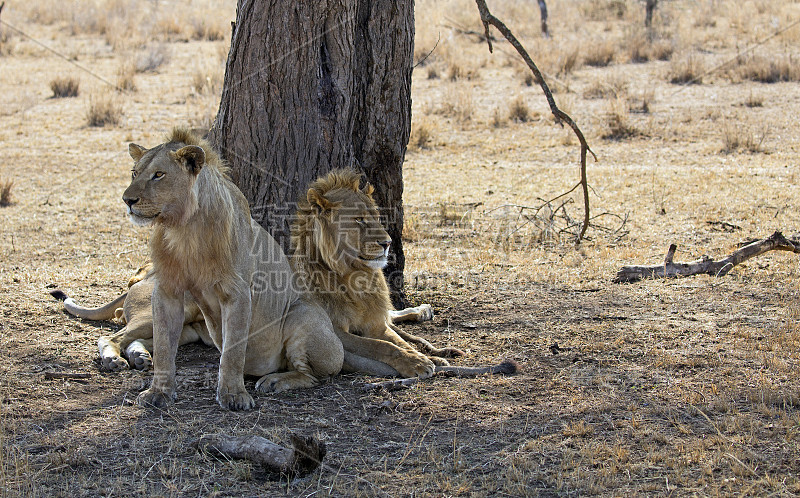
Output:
1 0 800 495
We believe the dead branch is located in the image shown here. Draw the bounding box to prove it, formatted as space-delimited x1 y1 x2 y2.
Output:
362 359 519 391
193 433 325 478
473 0 596 244
613 231 800 283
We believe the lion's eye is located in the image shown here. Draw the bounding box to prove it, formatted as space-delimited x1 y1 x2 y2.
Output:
356 218 365 226
152 171 165 180
131 170 138 179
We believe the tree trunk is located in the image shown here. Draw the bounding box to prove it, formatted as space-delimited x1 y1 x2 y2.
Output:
208 0 413 305
537 0 549 38
645 0 658 28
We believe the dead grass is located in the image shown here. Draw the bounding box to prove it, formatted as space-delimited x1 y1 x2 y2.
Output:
732 54 800 83
49 77 79 98
601 97 643 140
86 94 122 127
668 54 706 84
507 95 531 123
116 62 137 92
626 30 674 63
408 119 434 150
0 178 13 206
720 121 769 154
583 40 616 67
135 45 170 73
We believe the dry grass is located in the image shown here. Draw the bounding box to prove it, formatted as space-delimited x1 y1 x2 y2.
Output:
731 54 800 83
116 62 137 92
668 54 706 84
86 94 122 127
0 178 13 206
601 97 642 140
583 73 628 100
2 0 800 495
507 95 531 123
720 121 769 154
49 77 80 98
408 119 434 150
583 40 616 67
626 30 674 63
135 45 170 73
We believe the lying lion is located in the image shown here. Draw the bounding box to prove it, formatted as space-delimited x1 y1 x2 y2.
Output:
291 169 465 378
120 128 343 411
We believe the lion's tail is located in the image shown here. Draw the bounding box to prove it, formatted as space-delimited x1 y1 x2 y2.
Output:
434 359 520 377
361 359 520 391
50 289 127 321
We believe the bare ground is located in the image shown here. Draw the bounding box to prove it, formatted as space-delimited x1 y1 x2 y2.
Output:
2 0 800 496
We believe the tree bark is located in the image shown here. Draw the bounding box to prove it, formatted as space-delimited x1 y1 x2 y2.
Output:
209 1 413 305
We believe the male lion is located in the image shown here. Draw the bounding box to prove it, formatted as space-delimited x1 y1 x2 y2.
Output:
291 169 465 378
120 128 343 411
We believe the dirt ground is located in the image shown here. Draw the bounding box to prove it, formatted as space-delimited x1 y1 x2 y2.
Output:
2 0 800 496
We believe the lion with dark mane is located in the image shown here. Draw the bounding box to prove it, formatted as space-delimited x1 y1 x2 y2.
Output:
292 169 465 377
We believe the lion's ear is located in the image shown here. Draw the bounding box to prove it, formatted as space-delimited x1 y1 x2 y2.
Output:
129 143 147 162
362 183 375 197
171 145 205 175
307 188 333 214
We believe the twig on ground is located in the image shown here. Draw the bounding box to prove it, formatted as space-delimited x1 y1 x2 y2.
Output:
473 0 596 244
613 230 800 283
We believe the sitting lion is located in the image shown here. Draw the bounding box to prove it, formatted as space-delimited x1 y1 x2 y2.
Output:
119 128 343 411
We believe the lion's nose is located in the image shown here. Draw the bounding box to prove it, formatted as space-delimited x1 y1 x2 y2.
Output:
378 240 391 251
123 196 139 208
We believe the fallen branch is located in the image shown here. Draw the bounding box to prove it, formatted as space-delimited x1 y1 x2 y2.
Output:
193 433 325 478
613 231 800 283
362 359 519 391
473 0 596 244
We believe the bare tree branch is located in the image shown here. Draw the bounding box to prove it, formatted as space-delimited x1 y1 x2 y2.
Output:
613 231 800 283
473 0 596 243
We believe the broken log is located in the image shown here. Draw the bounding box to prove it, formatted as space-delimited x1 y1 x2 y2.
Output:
614 230 800 283
193 433 326 478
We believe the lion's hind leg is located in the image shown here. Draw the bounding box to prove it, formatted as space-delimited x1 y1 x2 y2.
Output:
256 300 343 393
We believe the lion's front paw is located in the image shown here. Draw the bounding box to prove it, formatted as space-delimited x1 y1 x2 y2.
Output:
100 354 130 372
217 390 255 411
136 387 175 409
394 351 435 379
